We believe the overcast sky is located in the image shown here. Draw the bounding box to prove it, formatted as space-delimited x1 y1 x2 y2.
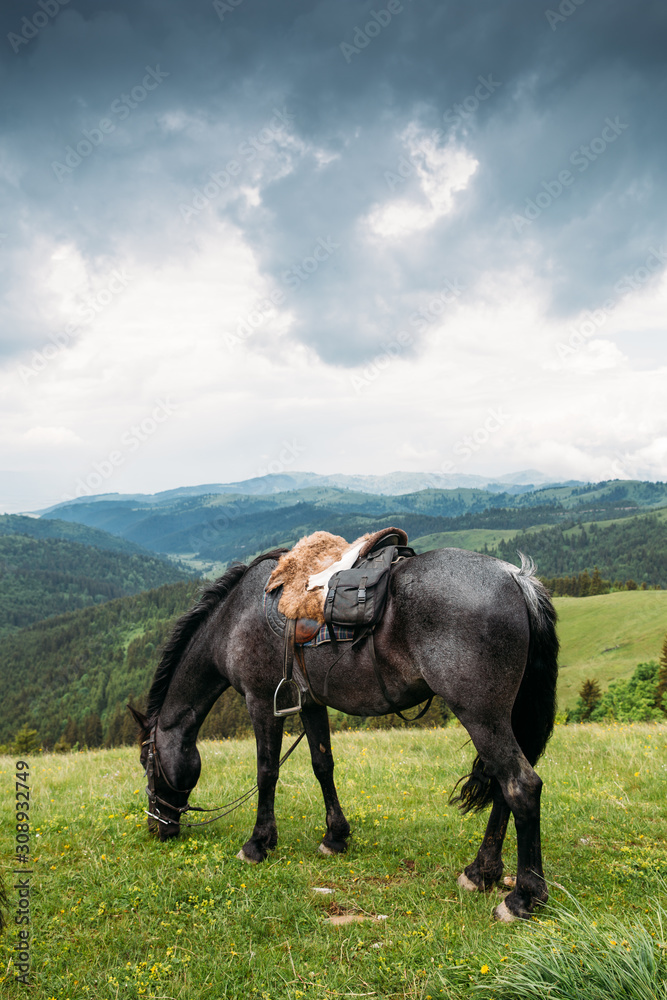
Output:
1 0 666 511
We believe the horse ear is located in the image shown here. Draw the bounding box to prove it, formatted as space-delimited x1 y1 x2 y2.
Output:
127 704 148 732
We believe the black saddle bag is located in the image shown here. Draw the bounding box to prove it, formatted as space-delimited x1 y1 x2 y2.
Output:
323 543 412 632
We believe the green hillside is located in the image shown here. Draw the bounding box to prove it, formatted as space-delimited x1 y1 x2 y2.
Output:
0 580 201 747
495 510 667 586
0 533 195 633
412 508 667 590
411 523 552 556
0 512 152 553
554 590 667 709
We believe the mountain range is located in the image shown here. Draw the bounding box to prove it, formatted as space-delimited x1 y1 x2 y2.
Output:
32 468 563 513
33 476 667 576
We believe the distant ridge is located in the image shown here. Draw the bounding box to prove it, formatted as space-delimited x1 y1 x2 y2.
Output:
34 468 571 514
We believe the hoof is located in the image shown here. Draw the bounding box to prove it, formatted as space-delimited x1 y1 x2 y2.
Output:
318 843 336 856
236 848 259 864
494 900 517 923
457 872 479 892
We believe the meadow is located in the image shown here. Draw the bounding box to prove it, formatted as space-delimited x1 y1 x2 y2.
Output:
1 722 667 998
554 590 667 708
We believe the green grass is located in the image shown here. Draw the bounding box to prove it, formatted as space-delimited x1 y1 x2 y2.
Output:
555 591 667 709
2 723 667 998
484 890 667 999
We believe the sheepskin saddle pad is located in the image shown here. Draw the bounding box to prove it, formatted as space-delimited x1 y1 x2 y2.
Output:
265 526 408 623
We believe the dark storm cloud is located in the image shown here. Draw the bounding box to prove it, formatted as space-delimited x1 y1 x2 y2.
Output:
1 0 666 363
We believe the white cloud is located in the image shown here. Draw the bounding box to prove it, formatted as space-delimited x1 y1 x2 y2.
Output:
2 207 667 504
23 426 83 448
365 131 478 239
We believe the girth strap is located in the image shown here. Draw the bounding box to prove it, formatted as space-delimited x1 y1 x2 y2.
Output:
366 630 434 723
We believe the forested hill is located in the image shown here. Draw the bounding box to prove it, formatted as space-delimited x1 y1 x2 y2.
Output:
0 512 150 553
0 581 200 747
494 510 667 588
0 532 196 633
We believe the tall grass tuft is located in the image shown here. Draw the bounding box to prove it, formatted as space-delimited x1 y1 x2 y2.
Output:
482 888 667 1000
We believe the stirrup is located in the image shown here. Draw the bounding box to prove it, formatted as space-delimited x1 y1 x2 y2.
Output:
273 677 302 717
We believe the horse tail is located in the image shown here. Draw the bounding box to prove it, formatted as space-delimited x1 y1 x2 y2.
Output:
453 552 559 813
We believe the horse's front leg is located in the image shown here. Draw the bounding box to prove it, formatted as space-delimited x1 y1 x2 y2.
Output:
300 703 350 855
237 694 285 863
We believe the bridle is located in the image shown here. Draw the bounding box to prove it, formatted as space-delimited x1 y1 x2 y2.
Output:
142 723 306 830
143 725 195 828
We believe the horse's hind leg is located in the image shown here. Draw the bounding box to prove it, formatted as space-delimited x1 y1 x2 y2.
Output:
300 704 350 855
458 781 510 892
463 724 547 920
494 758 546 921
238 694 285 863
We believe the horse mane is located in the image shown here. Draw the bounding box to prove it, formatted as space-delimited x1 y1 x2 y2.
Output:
145 548 288 726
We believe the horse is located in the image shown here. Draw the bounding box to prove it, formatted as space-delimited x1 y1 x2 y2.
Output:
130 545 558 922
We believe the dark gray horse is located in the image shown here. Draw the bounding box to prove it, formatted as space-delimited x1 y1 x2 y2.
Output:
131 546 558 921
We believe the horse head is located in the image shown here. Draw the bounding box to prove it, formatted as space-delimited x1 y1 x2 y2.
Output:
128 705 200 841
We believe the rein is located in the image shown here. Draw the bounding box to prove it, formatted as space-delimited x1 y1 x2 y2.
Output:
143 725 306 829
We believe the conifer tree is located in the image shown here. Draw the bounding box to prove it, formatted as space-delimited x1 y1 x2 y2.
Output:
578 679 602 721
83 712 103 748
13 724 39 755
62 717 81 747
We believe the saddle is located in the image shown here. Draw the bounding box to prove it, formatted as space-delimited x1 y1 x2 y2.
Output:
266 527 414 716
266 526 409 627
